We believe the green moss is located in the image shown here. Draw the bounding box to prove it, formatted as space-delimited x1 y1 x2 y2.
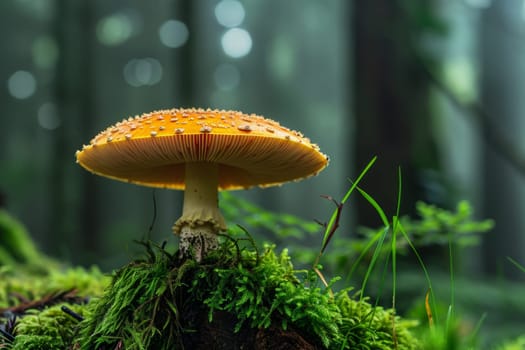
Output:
12 304 91 350
0 266 109 349
74 243 189 349
0 266 109 309
196 246 343 347
336 293 419 349
74 240 420 349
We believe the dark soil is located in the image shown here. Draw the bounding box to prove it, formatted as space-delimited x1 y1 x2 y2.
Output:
183 310 321 350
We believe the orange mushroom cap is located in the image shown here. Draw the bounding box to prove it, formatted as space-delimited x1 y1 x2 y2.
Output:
75 108 329 190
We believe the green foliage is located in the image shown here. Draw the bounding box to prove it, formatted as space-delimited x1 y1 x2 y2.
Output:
399 200 493 247
220 192 320 239
0 210 46 269
221 188 493 279
495 336 525 350
292 200 494 277
355 200 493 255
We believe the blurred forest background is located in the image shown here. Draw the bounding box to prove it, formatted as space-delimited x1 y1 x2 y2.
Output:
1 0 525 284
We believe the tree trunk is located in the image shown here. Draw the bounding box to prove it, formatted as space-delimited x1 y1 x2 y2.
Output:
353 0 440 227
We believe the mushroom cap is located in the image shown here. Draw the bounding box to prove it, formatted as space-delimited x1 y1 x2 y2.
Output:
76 108 329 190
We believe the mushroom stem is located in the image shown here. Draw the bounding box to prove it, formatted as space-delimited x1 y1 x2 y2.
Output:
173 162 226 261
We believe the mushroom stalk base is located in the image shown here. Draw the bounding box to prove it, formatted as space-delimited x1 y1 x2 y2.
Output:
178 224 219 262
173 162 226 261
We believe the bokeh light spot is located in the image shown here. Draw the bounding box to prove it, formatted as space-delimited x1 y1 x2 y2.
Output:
14 0 53 21
37 102 60 130
215 0 245 28
214 63 240 90
159 20 189 48
123 58 163 87
221 28 252 58
443 58 476 103
32 35 59 69
7 70 36 99
96 13 135 46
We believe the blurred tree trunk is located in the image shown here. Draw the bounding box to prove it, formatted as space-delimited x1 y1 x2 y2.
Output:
50 0 98 263
176 0 196 106
352 1 441 227
480 2 525 280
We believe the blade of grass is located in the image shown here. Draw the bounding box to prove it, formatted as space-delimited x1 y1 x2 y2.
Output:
350 185 390 300
391 167 403 349
445 304 454 339
345 228 385 283
359 226 390 301
346 185 390 286
356 186 389 227
445 215 457 341
313 157 377 292
321 156 377 249
507 256 525 273
365 247 392 330
397 222 439 324
467 312 487 349
448 232 455 324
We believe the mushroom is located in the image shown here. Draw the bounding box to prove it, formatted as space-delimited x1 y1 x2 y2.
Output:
75 108 329 261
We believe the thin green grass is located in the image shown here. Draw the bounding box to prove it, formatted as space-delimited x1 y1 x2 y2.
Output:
506 257 525 274
320 156 377 252
341 163 504 349
320 159 448 348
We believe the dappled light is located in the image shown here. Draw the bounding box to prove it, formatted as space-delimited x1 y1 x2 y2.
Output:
215 0 246 28
37 102 60 130
158 19 189 48
95 11 140 46
221 27 252 58
7 70 36 99
123 57 163 87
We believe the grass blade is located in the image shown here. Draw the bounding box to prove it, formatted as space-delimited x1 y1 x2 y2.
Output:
397 222 439 324
359 226 390 301
356 186 389 227
346 228 385 283
507 256 525 273
321 156 377 249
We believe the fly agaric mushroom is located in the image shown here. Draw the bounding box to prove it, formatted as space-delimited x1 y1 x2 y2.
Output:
76 108 328 261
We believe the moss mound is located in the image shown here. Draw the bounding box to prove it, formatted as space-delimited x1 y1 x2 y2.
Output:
0 219 420 349
75 241 419 349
